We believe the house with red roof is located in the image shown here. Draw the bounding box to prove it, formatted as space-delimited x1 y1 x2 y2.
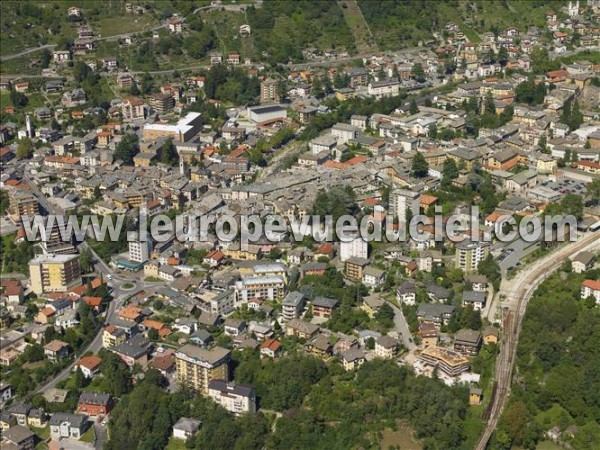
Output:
314 243 335 260
260 339 282 358
76 355 103 378
0 280 24 304
83 296 104 313
204 250 225 267
581 280 600 304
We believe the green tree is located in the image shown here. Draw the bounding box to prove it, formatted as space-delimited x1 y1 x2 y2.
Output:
545 194 584 219
376 302 395 330
101 352 133 396
497 46 508 65
411 152 429 178
312 185 358 223
16 138 34 159
441 158 459 188
586 179 600 205
409 98 418 115
157 138 178 166
40 48 51 69
113 134 139 165
0 190 10 215
147 328 159 341
411 62 425 82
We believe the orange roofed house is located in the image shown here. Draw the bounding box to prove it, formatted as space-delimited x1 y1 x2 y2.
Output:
581 280 600 304
203 250 225 267
118 306 143 323
141 319 172 337
75 355 102 378
259 339 282 358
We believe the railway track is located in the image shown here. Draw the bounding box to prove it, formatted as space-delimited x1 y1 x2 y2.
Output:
475 233 599 450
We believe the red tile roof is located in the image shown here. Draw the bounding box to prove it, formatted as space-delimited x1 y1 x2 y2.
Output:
260 338 282 352
78 355 102 371
582 279 600 291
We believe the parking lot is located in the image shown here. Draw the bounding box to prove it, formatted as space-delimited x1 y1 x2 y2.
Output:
541 178 587 196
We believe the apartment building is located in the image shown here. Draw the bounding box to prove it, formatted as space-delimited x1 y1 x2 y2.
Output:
455 239 490 272
260 78 280 104
121 97 145 121
281 291 305 320
234 276 285 304
8 190 39 223
38 217 77 254
29 254 81 295
339 236 368 262
390 189 420 223
175 345 231 394
418 346 470 377
102 325 127 349
148 92 175 113
207 380 256 414
128 235 151 263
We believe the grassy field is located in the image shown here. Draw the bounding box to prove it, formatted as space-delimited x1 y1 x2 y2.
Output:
80 426 96 443
380 423 422 450
205 10 246 55
338 0 378 53
31 425 50 441
559 50 600 65
165 437 188 450
91 14 159 38
0 57 42 76
0 91 12 110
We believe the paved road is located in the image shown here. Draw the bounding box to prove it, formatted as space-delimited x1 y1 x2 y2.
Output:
475 231 600 450
93 422 108 450
384 300 416 351
0 44 56 62
0 25 164 62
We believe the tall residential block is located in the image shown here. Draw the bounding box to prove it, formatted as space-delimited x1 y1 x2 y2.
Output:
8 191 39 223
175 345 231 394
29 254 82 295
260 78 280 104
455 239 490 272
390 189 420 223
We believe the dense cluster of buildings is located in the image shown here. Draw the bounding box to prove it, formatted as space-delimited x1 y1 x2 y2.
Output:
1 1 599 446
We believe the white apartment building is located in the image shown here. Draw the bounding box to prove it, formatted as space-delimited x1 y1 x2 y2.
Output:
234 276 285 305
281 291 305 320
207 380 256 415
340 237 368 262
390 189 420 222
367 79 401 98
331 123 359 144
128 235 151 263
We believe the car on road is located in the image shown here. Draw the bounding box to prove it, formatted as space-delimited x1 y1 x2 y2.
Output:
107 274 113 280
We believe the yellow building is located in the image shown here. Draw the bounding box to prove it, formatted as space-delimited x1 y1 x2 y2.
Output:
102 325 127 349
29 254 81 295
483 326 499 345
469 388 482 405
175 345 231 394
536 154 557 173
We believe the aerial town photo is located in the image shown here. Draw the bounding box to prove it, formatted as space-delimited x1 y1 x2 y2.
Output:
0 1 599 449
